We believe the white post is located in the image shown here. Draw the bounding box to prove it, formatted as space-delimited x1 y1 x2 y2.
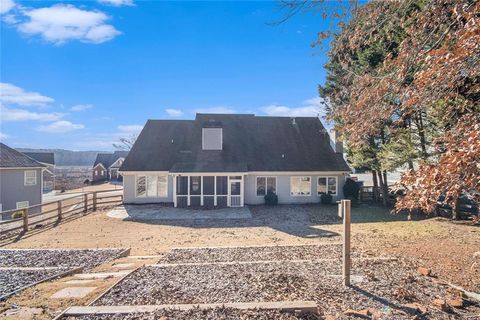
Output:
200 176 204 206
173 176 177 208
187 176 191 206
214 176 217 206
227 176 231 207
240 176 244 207
342 199 351 286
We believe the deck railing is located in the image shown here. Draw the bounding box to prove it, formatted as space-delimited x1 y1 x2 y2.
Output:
0 189 123 238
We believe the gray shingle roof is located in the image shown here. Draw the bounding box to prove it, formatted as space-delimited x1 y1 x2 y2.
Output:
0 143 46 168
121 114 350 173
93 151 128 168
23 152 55 165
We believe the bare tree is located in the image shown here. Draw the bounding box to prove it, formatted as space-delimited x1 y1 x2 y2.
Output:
113 133 138 151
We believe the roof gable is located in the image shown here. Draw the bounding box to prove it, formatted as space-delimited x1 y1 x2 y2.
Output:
121 114 350 173
93 151 128 168
0 143 46 168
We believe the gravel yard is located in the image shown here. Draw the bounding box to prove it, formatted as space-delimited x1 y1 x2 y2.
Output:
62 307 320 320
0 268 72 299
162 244 370 263
94 256 480 319
0 248 127 271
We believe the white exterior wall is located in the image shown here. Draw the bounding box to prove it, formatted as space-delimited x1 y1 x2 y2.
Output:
123 174 174 204
244 174 346 205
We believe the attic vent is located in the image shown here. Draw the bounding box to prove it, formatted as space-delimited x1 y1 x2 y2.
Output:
291 117 296 125
171 139 174 144
202 128 222 150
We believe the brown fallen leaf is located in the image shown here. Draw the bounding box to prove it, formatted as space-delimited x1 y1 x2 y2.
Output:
417 266 431 276
446 298 464 308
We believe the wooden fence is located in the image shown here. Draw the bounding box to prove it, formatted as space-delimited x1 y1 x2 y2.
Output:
0 189 123 238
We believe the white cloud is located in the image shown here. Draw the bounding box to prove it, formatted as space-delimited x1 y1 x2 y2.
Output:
0 82 54 107
2 13 17 24
0 0 15 14
117 124 143 133
36 120 84 133
1 105 63 121
0 132 10 140
71 104 93 112
165 108 183 117
195 106 237 114
17 4 121 44
98 0 134 7
261 97 326 117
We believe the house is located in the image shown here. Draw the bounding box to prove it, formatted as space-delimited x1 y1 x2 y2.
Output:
119 114 350 208
0 143 45 216
92 151 128 183
22 152 55 193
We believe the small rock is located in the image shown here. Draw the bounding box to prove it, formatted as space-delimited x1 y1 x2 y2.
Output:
447 287 466 298
417 267 431 276
473 251 480 259
432 299 449 311
446 298 464 308
344 309 370 317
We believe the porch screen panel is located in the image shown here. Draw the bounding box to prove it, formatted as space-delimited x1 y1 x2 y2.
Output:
203 176 215 208
216 176 228 195
190 176 201 195
177 176 188 195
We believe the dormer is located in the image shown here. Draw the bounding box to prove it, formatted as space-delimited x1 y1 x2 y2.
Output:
202 120 222 150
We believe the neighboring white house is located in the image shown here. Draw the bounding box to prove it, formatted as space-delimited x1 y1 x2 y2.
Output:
119 114 351 208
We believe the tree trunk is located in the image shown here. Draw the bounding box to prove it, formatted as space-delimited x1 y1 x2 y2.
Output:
417 112 428 160
377 171 388 207
372 170 380 202
382 170 390 206
453 197 461 220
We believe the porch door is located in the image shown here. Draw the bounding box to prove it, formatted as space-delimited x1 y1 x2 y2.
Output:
229 177 242 207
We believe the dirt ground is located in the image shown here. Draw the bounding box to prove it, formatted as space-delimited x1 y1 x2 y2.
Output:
3 204 479 294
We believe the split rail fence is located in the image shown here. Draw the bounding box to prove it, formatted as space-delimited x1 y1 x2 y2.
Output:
0 189 123 238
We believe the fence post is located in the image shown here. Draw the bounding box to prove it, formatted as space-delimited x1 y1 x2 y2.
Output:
57 200 62 220
22 208 29 232
342 199 351 286
84 193 88 213
93 192 97 211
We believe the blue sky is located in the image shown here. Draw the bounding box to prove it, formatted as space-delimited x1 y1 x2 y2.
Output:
1 0 340 151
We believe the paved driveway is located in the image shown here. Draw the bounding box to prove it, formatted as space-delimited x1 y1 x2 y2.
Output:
107 205 252 220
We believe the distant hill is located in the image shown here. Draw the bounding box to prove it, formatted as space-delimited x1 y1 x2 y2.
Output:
16 148 106 167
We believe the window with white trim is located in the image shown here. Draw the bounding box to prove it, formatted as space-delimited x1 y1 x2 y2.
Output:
24 170 36 186
16 201 29 209
290 176 311 196
256 176 276 196
137 175 167 198
317 176 337 195
101 170 105 175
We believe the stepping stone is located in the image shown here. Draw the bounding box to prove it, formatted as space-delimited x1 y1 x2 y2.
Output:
65 279 96 284
113 263 134 269
50 287 96 299
73 270 132 279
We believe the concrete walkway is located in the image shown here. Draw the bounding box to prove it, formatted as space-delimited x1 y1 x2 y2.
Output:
107 205 252 221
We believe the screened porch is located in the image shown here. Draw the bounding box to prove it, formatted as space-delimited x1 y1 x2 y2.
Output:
173 175 244 208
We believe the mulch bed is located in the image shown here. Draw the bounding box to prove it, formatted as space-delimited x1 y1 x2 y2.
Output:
62 307 320 319
0 268 71 298
94 245 480 319
0 248 127 300
0 248 127 271
161 244 370 264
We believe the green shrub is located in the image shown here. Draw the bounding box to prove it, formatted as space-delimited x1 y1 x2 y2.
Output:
343 178 360 200
320 193 333 204
264 191 278 206
12 210 24 219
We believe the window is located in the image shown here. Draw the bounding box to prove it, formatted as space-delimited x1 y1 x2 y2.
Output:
202 128 222 150
290 176 311 196
136 176 146 197
137 175 167 198
24 170 36 186
190 176 201 195
157 176 167 197
101 170 105 175
16 201 29 209
256 176 276 196
317 177 337 195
